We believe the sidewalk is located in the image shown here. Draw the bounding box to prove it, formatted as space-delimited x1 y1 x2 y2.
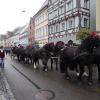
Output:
0 69 16 100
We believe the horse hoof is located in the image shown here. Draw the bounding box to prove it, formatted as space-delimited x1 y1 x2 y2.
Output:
65 76 70 80
45 68 48 72
88 81 93 86
43 67 47 71
83 72 88 77
76 73 80 76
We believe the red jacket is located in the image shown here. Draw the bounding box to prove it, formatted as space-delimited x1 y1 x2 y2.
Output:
0 49 5 58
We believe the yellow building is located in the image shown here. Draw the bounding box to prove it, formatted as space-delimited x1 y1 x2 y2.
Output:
96 0 100 31
34 0 48 47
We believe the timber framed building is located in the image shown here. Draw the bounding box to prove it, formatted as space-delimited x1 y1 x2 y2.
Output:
48 0 90 43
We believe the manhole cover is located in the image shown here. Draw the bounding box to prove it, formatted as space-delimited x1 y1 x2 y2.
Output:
35 90 55 100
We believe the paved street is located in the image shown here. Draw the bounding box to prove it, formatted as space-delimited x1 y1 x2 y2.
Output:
2 55 100 100
0 67 16 100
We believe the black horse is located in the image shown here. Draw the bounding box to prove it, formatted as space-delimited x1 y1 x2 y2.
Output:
60 35 100 84
92 47 100 83
33 42 54 71
50 41 65 70
34 41 64 71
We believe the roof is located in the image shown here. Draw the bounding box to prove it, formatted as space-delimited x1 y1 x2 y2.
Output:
19 25 28 34
34 0 48 16
40 0 48 10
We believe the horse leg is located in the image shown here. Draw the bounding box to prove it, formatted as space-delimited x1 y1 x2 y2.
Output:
60 60 65 73
98 64 100 83
65 65 70 79
11 54 13 60
51 58 53 70
87 65 93 85
30 57 33 64
76 65 80 76
55 58 58 71
42 58 48 71
78 65 84 81
33 57 39 69
37 60 39 65
43 65 48 71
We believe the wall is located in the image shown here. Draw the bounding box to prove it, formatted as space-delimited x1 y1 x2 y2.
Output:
96 0 100 31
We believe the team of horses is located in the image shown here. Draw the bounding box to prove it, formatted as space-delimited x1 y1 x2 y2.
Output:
9 35 100 85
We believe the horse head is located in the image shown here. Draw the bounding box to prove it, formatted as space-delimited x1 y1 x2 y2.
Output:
43 42 54 52
55 41 65 51
77 34 100 54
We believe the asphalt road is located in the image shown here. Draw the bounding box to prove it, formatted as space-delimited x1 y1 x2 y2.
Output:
4 55 100 100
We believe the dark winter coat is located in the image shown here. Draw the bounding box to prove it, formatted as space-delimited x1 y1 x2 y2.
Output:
0 49 5 58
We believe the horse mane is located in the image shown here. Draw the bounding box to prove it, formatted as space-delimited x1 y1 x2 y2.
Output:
55 41 64 46
43 42 54 51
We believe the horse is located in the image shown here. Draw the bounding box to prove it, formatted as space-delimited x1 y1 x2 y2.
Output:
60 35 100 85
33 42 54 71
50 41 65 70
10 46 18 60
33 41 64 71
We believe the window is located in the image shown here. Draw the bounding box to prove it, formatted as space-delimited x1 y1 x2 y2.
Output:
84 18 88 27
49 12 52 20
84 0 89 8
54 9 58 17
61 23 65 31
49 0 52 5
67 1 73 11
30 26 31 30
55 24 59 32
51 26 54 34
69 20 73 28
48 27 51 35
59 6 64 14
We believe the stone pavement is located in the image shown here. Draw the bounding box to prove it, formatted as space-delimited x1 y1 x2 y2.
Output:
0 69 16 100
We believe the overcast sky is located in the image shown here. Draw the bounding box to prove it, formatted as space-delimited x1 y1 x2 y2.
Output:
0 0 46 34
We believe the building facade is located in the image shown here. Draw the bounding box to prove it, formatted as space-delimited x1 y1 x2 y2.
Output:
19 25 29 46
90 0 96 31
5 31 14 47
96 0 100 31
28 17 35 45
8 27 22 47
34 0 48 47
0 35 6 47
48 0 90 43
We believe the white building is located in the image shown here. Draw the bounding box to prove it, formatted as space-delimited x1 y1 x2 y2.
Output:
0 35 6 47
9 29 21 46
48 0 90 43
19 25 29 46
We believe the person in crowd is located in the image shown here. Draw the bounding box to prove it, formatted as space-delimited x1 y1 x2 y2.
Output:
0 46 5 69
